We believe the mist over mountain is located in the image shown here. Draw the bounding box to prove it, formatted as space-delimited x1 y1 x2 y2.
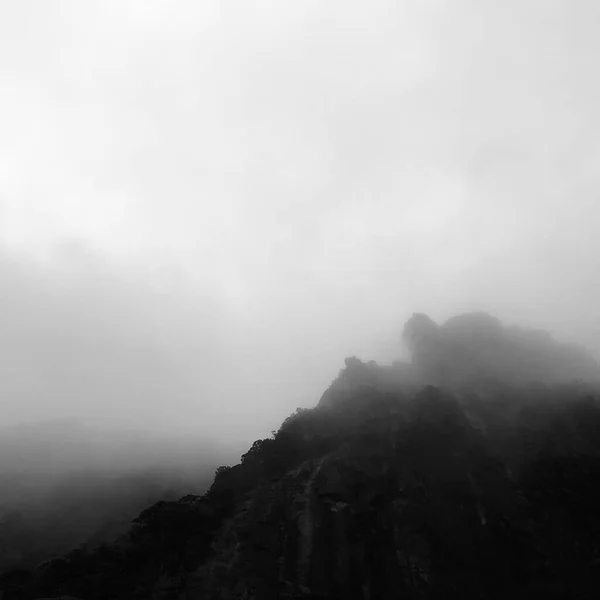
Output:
2 2 600 597
319 311 600 410
0 421 223 576
4 312 600 600
0 420 218 477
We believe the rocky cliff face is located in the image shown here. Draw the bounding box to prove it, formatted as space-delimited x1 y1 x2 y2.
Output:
4 313 600 600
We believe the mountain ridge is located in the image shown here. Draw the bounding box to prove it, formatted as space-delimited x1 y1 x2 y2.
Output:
2 312 600 599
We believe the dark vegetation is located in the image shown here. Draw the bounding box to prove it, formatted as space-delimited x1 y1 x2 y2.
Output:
2 312 600 599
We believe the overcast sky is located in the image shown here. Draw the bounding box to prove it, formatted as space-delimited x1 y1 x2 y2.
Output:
1 0 599 448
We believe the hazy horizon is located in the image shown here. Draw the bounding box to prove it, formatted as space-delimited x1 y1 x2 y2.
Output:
1 0 600 449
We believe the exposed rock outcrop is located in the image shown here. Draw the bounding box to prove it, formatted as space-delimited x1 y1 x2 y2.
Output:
403 311 600 386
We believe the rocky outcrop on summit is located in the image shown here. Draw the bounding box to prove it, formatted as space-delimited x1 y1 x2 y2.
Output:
319 312 600 410
403 311 600 386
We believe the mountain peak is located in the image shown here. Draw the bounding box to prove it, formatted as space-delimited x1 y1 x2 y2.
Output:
402 311 600 386
4 313 600 599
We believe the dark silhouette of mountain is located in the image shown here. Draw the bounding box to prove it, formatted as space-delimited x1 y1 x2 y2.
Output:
3 312 600 599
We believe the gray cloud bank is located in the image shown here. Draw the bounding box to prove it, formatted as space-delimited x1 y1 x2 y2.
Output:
1 1 600 447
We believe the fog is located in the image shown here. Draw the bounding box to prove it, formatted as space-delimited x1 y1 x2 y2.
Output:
1 0 600 453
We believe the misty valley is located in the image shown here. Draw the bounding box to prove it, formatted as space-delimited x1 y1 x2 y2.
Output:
0 422 218 580
2 312 600 599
